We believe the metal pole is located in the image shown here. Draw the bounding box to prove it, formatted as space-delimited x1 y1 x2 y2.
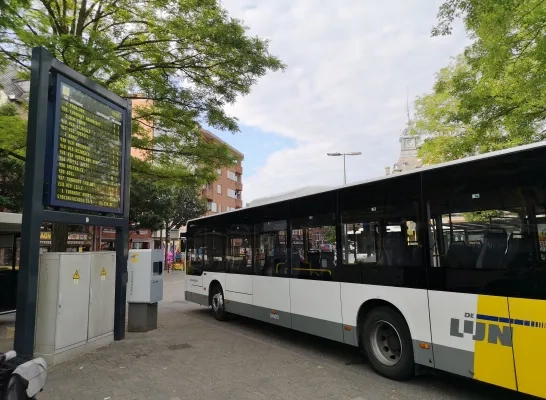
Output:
343 153 347 185
14 47 52 356
113 100 132 341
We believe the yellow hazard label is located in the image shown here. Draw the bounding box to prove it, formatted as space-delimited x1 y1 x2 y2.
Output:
100 267 106 280
130 255 138 263
73 270 80 284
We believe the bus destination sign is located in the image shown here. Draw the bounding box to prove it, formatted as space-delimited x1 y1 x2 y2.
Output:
48 77 126 214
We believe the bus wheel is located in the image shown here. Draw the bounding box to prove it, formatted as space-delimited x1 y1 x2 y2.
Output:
361 307 414 380
211 285 228 321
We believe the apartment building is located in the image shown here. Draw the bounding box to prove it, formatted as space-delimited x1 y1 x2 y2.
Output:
201 129 244 215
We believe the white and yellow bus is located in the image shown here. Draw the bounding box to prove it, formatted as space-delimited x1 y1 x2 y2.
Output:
185 141 546 398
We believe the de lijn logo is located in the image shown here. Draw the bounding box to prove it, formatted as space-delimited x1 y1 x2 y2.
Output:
450 313 513 347
450 313 546 347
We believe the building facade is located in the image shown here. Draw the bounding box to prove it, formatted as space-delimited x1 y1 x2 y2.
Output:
200 129 244 215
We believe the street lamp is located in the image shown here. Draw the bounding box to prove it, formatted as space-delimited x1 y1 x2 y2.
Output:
326 152 362 185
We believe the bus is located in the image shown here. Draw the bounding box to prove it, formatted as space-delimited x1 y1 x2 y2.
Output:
185 141 546 398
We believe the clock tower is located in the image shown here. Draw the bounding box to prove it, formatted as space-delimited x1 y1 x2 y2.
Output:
389 125 422 174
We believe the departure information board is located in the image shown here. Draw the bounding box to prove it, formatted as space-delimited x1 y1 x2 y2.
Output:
48 76 126 213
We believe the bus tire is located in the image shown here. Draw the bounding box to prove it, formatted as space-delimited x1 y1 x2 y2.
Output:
361 306 414 380
210 284 228 321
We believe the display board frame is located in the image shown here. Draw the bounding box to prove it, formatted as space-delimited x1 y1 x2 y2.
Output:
45 74 129 214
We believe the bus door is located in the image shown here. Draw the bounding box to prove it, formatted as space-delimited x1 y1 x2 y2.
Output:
225 225 253 295
427 207 517 391
185 234 204 295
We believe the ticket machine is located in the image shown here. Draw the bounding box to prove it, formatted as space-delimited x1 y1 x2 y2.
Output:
127 249 164 332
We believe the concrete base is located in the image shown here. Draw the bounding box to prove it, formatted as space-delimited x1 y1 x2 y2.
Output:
127 303 158 332
35 341 88 366
86 332 114 353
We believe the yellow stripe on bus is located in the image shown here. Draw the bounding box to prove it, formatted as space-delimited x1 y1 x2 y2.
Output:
473 295 516 391
508 297 546 399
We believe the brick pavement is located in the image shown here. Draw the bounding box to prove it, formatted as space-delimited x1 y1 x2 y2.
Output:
38 272 528 400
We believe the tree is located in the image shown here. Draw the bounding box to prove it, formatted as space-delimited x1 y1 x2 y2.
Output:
0 102 26 211
0 0 284 185
130 174 206 269
412 0 546 164
0 0 283 250
0 102 27 157
0 150 24 212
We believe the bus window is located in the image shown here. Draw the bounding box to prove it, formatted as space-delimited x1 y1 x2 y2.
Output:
186 234 205 276
426 185 544 298
290 214 335 280
202 230 225 272
339 200 426 288
255 220 287 276
226 224 253 275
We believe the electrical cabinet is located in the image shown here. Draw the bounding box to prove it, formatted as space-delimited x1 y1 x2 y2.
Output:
34 252 91 365
87 252 116 352
127 249 164 303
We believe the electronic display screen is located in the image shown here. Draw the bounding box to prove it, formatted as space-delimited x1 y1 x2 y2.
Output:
48 77 126 213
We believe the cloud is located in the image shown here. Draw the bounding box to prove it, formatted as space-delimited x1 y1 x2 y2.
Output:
221 0 469 204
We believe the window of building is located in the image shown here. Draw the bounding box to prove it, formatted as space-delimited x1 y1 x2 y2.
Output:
217 168 222 175
203 183 212 190
217 184 222 194
227 189 237 199
291 214 336 280
227 171 238 181
207 201 217 212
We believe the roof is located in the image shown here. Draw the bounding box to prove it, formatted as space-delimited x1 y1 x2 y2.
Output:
200 128 244 159
247 186 333 207
188 140 546 222
0 212 22 233
0 64 29 102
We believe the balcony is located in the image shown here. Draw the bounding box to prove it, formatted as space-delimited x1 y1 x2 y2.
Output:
235 199 243 209
234 164 243 175
235 181 243 192
202 187 213 199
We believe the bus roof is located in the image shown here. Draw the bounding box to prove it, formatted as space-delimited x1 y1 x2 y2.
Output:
188 140 546 224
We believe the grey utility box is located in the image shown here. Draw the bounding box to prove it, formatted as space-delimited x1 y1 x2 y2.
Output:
86 252 116 352
127 249 164 332
35 252 91 365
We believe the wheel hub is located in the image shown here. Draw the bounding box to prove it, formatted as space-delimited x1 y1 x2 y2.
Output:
370 320 402 367
212 292 223 312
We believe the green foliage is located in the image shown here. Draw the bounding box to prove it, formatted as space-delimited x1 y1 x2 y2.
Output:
0 151 24 212
0 102 18 116
463 210 505 223
130 174 207 231
323 226 336 244
0 0 284 184
0 110 27 156
413 0 546 164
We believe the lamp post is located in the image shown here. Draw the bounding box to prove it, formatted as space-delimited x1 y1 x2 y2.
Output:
326 152 362 185
327 151 361 264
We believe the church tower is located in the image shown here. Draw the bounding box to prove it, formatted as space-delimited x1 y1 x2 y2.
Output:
387 91 423 174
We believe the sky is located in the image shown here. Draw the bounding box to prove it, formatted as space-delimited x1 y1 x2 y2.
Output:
206 0 469 205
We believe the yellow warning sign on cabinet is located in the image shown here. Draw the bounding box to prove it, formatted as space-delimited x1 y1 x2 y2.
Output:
130 255 138 263
73 270 80 284
100 267 106 281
